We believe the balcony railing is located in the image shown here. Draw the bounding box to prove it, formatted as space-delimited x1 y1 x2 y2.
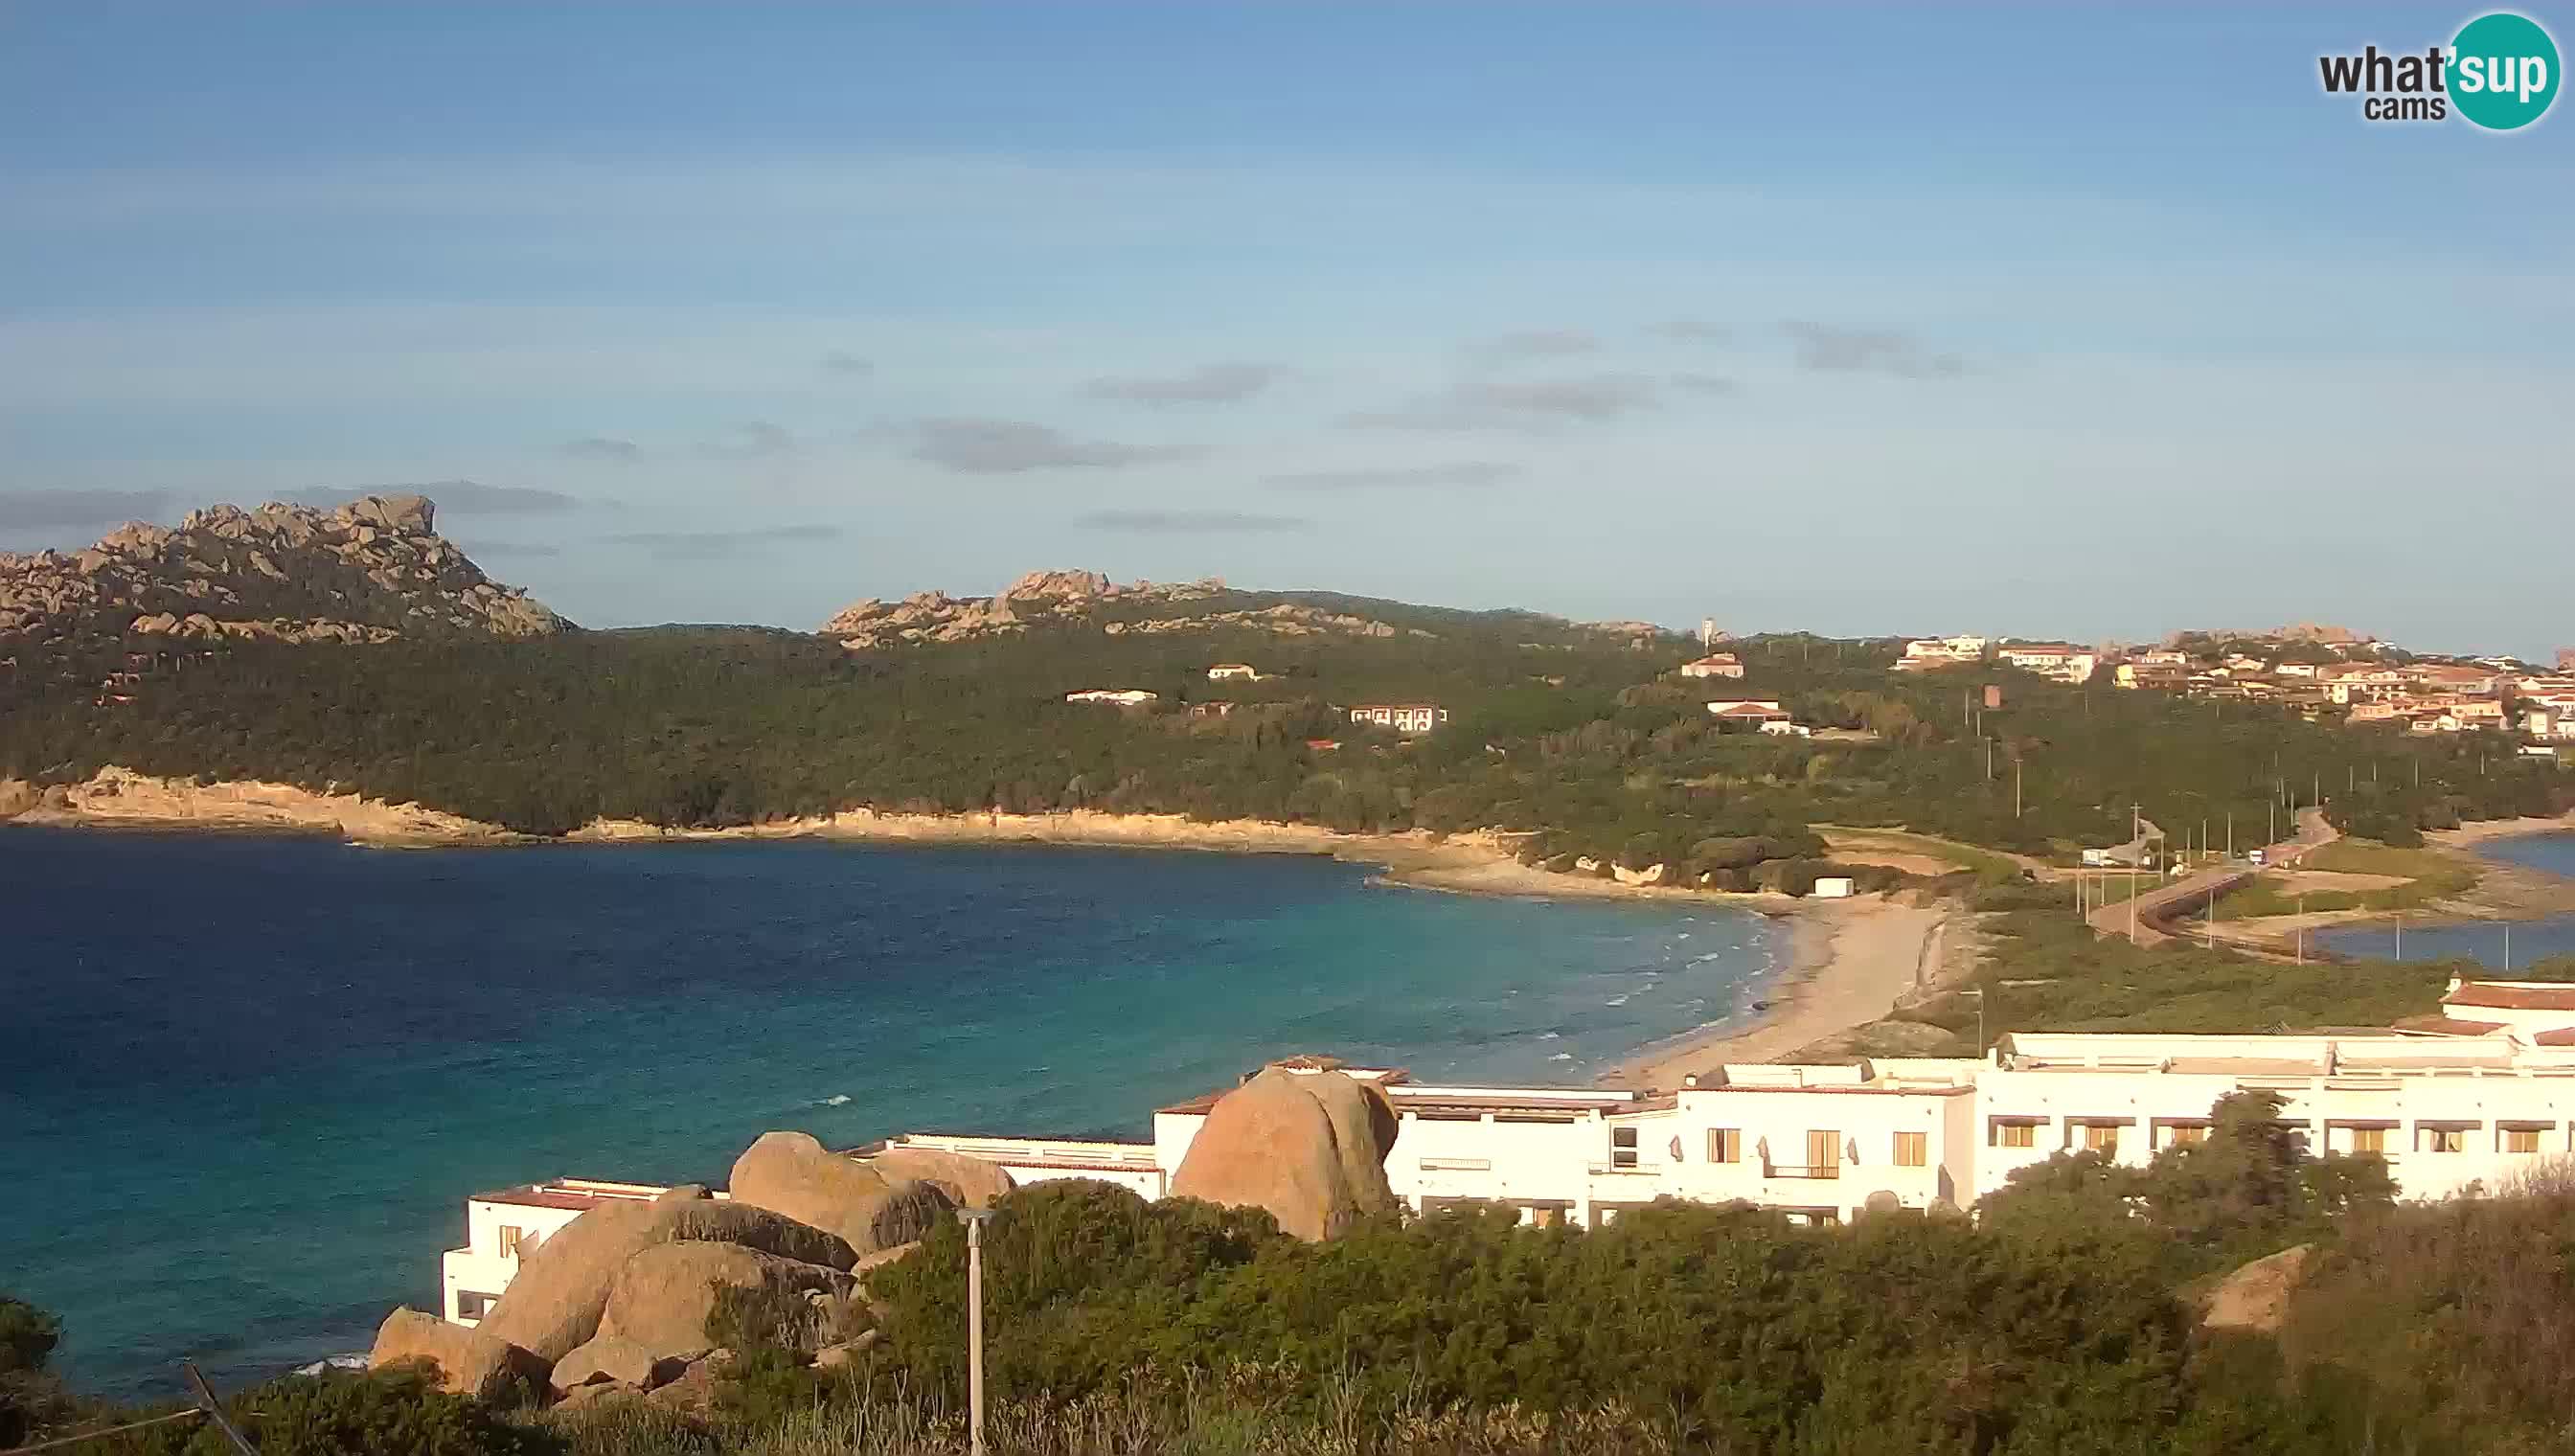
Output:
1766 1165 1840 1180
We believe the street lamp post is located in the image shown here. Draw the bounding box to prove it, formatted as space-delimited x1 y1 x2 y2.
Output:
957 1209 996 1456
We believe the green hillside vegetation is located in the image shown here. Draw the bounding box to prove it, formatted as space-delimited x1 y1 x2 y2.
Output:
3 593 2564 881
26 1106 2575 1454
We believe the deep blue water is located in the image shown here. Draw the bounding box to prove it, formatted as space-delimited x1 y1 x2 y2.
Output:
0 828 1778 1399
2318 830 2575 969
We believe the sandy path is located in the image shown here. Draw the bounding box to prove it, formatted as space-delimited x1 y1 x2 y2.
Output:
1600 898 1948 1089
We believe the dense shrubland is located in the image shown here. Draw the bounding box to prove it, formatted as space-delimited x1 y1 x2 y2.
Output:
4 606 2562 876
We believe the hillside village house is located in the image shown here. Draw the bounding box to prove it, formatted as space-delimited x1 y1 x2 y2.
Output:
1996 643 2099 684
1206 663 1264 682
1676 652 1745 679
1064 689 1157 706
1349 703 1447 735
443 1179 672 1327
1703 698 1791 727
2116 662 2189 692
1895 636 1986 671
436 980 2575 1325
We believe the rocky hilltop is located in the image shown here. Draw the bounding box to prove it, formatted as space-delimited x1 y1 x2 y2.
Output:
822 567 1430 649
0 493 568 646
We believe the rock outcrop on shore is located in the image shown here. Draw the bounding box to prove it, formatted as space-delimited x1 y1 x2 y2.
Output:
597 1241 857 1361
470 1185 856 1363
367 1308 552 1405
727 1131 958 1255
0 492 567 647
1170 1065 1399 1240
417 1129 998 1405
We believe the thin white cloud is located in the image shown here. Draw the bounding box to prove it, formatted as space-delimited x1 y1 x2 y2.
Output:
1470 329 1600 360
1264 462 1520 491
1084 361 1284 404
0 488 173 531
907 418 1180 473
604 524 842 559
562 436 642 463
1779 321 1965 378
702 421 799 459
1074 509 1309 534
294 480 583 514
1345 374 1663 431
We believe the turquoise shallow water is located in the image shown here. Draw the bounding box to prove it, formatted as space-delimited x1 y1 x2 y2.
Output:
2317 830 2575 969
0 828 1779 1399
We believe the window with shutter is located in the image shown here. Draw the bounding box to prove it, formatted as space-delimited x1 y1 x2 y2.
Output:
1806 1129 1839 1179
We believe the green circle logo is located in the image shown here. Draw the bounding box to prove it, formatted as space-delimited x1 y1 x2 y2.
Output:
2451 11 2560 130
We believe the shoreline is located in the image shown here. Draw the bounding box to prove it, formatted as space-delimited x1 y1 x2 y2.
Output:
0 767 1789 909
1599 896 1953 1088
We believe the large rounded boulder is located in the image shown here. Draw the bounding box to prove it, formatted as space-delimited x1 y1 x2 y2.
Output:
2203 1243 2313 1333
730 1131 955 1254
548 1332 665 1395
367 1307 550 1406
474 1186 855 1361
1169 1068 1399 1240
597 1241 856 1360
866 1146 1015 1209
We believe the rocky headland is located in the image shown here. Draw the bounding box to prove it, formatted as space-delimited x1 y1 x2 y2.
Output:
0 492 567 647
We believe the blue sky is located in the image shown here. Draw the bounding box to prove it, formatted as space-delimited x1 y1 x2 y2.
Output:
3 5 2568 651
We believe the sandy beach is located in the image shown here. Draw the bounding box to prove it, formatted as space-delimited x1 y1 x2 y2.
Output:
1600 896 1954 1089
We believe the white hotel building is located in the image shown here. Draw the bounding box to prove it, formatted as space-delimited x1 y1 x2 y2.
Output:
438 982 2575 1324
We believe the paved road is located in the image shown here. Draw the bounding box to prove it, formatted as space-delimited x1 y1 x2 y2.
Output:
2085 808 2336 946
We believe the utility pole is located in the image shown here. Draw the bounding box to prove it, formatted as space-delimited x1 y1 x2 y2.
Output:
2015 757 2023 818
2296 893 2306 965
958 1209 995 1456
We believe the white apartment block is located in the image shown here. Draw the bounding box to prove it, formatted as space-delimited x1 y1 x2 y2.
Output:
436 984 2575 1324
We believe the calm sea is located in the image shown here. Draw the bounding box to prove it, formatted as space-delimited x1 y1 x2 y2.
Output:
2318 830 2575 969
0 828 1778 1399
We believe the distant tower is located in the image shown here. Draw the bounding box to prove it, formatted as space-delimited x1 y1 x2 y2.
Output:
1700 618 1719 648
